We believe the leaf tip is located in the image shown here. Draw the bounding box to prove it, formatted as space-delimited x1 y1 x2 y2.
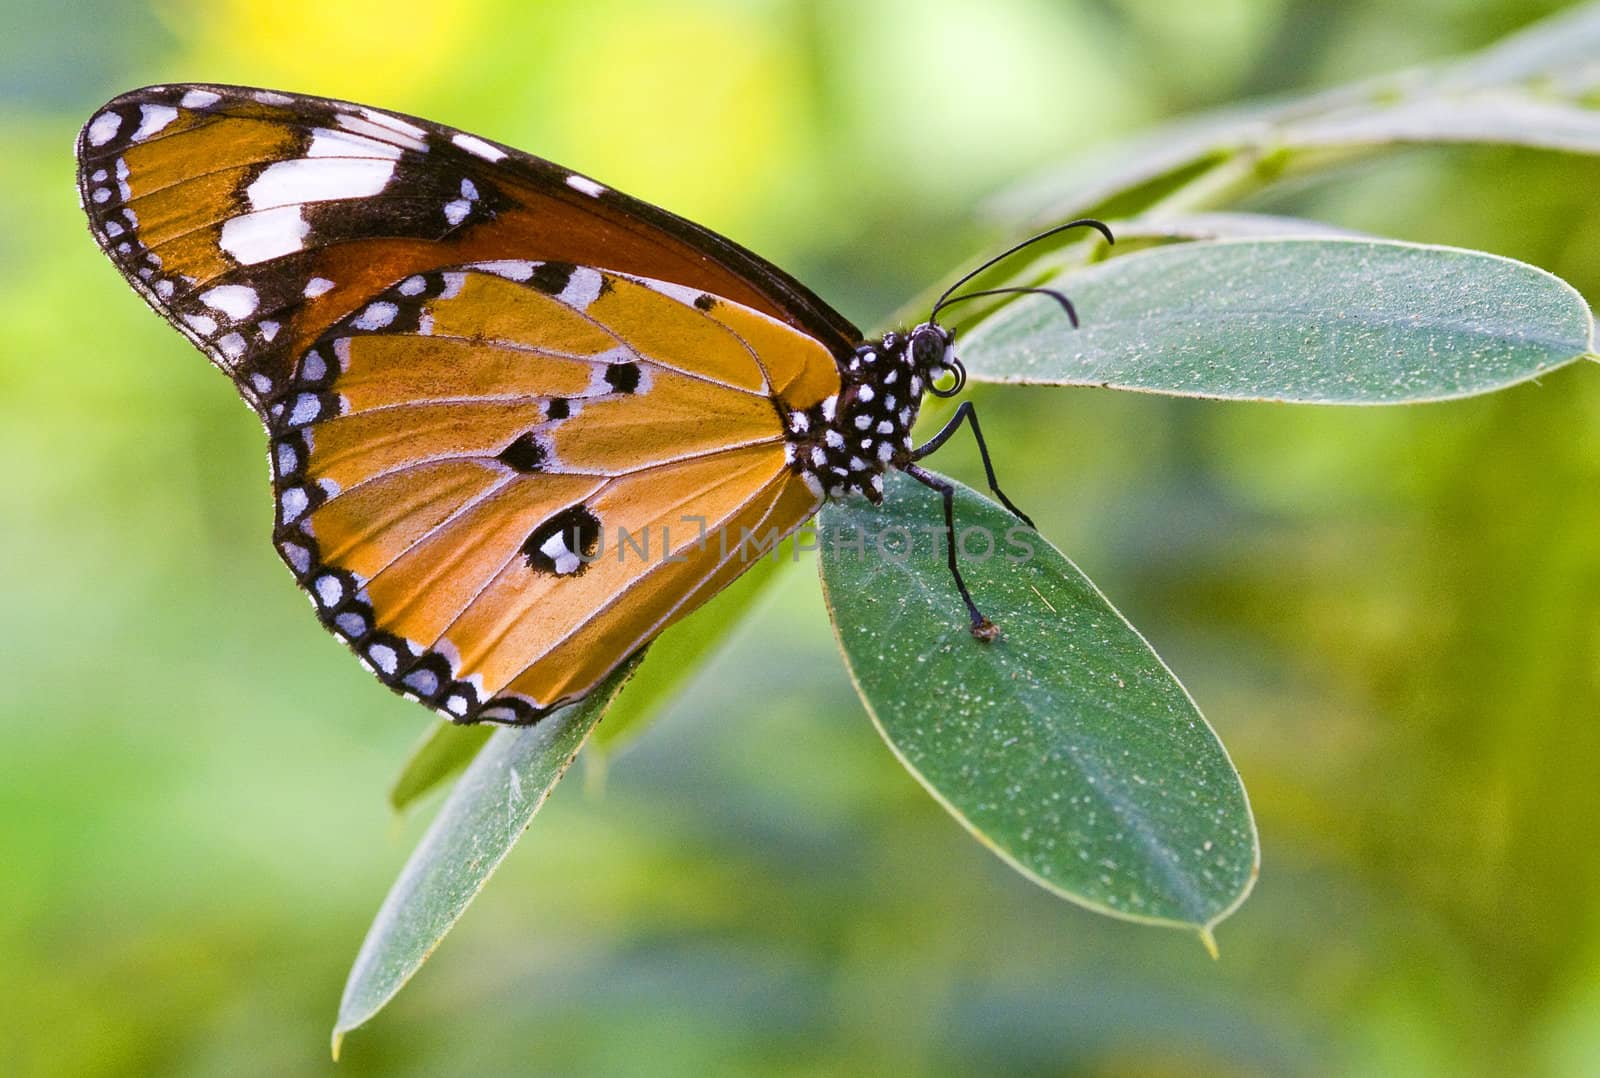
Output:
330 1029 344 1063
1198 926 1221 960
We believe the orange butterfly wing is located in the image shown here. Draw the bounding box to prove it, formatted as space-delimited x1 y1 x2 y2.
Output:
274 261 835 721
77 85 860 723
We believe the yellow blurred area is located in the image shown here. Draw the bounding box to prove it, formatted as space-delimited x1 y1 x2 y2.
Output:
164 0 487 100
541 6 809 232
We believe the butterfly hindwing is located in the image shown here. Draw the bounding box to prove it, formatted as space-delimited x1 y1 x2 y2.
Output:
270 260 836 722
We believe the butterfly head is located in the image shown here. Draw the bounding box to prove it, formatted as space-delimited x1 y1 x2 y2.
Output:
907 321 966 398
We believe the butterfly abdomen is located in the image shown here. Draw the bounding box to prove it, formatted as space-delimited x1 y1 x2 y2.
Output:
784 335 925 503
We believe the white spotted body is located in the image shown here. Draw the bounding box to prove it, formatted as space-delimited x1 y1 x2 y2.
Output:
783 328 944 504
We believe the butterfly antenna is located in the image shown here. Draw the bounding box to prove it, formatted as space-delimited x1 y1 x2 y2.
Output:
930 218 1114 320
931 286 1079 328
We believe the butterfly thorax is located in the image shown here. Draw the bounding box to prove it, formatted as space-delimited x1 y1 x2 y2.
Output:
783 324 953 504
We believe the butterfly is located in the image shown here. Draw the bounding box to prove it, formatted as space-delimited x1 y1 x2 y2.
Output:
76 84 1108 725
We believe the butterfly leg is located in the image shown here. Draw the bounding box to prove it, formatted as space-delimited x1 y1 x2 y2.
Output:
904 463 1000 642
910 401 1035 529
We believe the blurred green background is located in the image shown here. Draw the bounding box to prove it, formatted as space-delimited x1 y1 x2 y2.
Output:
6 1 1600 1074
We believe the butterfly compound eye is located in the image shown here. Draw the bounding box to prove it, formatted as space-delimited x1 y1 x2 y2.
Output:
908 324 948 370
910 324 963 397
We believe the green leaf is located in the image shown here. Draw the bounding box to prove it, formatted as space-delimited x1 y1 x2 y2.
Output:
993 5 1600 225
333 660 639 1056
1434 2 1600 90
1110 212 1365 244
959 238 1594 403
986 100 1296 224
387 722 494 814
1279 93 1600 155
818 470 1257 935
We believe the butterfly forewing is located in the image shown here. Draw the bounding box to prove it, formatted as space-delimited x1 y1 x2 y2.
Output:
76 84 858 416
78 84 858 723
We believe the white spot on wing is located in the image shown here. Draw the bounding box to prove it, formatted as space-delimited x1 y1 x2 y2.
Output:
404 668 440 696
288 394 321 426
216 332 247 362
335 111 427 152
639 278 702 306
361 108 427 140
314 574 344 607
352 302 398 330
367 642 399 675
86 112 122 147
565 174 606 197
254 90 294 105
198 284 259 320
452 133 506 161
479 260 533 281
280 541 311 574
304 277 335 298
558 266 604 310
247 157 396 210
539 531 582 575
307 128 404 160
442 198 471 225
220 205 309 264
132 104 178 141
281 487 309 523
181 89 220 109
301 351 327 381
182 312 218 336
398 275 426 295
258 320 280 342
